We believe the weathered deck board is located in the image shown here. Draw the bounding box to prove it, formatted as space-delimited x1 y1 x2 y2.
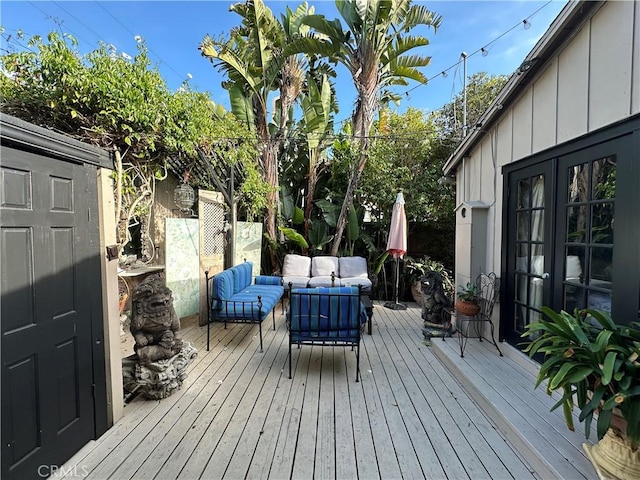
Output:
428 312 596 480
57 301 598 480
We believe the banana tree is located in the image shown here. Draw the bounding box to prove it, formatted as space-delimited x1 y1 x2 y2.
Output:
300 73 335 239
200 0 313 271
293 0 442 255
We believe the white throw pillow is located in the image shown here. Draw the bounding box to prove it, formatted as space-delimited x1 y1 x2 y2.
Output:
282 254 311 277
339 256 368 278
311 256 339 277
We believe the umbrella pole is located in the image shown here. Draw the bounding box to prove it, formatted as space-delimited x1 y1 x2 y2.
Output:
384 257 407 310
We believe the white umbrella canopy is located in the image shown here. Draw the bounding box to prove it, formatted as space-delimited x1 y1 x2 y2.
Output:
385 191 408 310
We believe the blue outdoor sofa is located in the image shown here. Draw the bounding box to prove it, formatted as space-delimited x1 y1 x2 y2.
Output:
205 262 284 352
286 285 367 381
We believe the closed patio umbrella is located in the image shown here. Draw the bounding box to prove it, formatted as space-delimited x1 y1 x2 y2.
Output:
384 190 407 310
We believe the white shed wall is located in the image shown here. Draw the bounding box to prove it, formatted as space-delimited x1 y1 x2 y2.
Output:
454 0 639 302
589 0 635 130
557 23 590 143
531 60 558 152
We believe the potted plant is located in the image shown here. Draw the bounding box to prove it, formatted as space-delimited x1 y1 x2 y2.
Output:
404 256 454 304
523 307 640 479
455 282 480 316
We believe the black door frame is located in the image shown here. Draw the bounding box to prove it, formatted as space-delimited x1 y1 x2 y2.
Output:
501 113 640 345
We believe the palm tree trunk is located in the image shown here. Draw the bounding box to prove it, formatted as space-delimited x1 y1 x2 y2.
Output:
330 84 376 256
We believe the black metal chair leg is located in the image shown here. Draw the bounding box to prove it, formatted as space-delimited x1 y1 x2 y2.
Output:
356 343 360 382
289 340 292 379
489 321 504 356
259 322 263 352
207 317 211 351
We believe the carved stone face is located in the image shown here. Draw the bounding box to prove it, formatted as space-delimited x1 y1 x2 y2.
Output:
132 275 173 317
420 271 443 295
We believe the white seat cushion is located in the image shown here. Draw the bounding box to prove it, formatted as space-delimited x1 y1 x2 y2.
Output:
311 256 339 277
308 276 336 288
340 277 372 293
283 276 310 289
282 254 311 277
338 256 368 278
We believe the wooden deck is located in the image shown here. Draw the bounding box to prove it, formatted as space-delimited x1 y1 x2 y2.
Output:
57 302 596 480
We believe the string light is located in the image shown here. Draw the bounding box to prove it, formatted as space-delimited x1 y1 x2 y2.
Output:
401 0 552 97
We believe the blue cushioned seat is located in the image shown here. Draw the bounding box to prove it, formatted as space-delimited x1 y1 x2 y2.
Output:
286 286 366 381
206 262 284 352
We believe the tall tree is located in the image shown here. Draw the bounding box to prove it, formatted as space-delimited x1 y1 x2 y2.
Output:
295 0 441 255
200 0 313 271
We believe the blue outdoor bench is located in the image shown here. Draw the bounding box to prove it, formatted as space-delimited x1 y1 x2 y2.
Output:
205 262 284 352
286 285 367 381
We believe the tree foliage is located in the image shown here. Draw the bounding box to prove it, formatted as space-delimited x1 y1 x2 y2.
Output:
293 0 442 255
0 31 263 260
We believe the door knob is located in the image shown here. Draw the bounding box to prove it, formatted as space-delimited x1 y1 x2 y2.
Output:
541 272 550 279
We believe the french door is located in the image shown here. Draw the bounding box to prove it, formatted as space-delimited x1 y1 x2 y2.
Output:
503 162 554 345
503 129 639 349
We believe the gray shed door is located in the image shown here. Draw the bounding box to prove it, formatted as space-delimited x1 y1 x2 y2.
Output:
1 146 101 479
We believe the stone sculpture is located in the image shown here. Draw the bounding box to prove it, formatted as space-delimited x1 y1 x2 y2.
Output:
123 273 197 400
129 274 183 363
419 271 453 340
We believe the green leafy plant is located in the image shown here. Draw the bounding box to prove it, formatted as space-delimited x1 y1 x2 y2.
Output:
523 307 640 448
457 282 479 302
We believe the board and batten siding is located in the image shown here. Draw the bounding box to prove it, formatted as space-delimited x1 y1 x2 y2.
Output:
457 0 639 278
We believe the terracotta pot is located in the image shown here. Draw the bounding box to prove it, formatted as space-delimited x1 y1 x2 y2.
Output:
455 300 480 316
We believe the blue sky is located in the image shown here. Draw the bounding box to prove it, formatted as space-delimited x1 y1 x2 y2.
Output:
1 1 567 124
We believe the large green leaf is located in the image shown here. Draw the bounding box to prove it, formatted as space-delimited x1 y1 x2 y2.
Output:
280 183 294 220
229 83 255 128
315 199 339 227
347 203 359 241
308 220 334 250
278 226 308 249
292 206 305 225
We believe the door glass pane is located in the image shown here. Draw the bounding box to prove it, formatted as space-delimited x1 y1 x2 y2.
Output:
568 163 589 203
516 242 529 259
590 247 613 283
515 274 527 303
588 290 611 312
565 286 585 311
529 277 543 312
565 251 583 284
592 156 616 201
517 179 530 208
516 212 530 240
567 205 587 243
515 304 525 332
530 244 544 275
531 210 544 241
532 175 545 207
591 203 614 244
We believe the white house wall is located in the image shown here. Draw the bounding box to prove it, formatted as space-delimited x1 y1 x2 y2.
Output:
588 0 635 130
531 60 557 153
511 88 533 161
454 0 639 321
557 21 589 143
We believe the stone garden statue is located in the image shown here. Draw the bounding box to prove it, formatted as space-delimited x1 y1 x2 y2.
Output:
129 274 183 363
419 271 452 340
123 273 197 400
